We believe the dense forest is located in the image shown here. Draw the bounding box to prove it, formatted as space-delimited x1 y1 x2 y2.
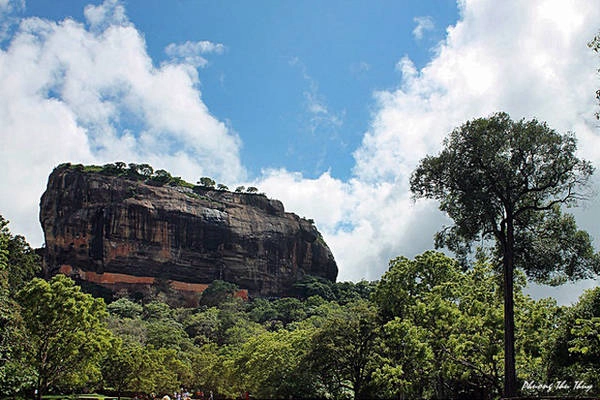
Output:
1 212 599 399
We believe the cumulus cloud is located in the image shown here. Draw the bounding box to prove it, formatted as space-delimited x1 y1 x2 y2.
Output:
257 0 600 297
1 0 599 304
0 0 23 41
412 16 434 40
0 0 243 246
84 0 129 31
165 40 226 68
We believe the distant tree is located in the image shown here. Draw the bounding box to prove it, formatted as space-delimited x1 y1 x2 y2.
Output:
410 112 599 397
114 161 127 171
101 163 118 174
107 298 143 320
127 163 140 175
151 169 172 185
216 183 229 191
246 186 258 193
17 275 113 400
184 307 222 345
198 177 216 188
138 163 154 177
1 216 40 295
200 280 239 307
293 275 335 301
235 186 245 193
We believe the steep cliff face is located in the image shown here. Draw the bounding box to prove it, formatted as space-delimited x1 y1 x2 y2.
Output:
40 165 337 297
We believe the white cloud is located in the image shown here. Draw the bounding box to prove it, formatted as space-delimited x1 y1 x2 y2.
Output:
165 40 226 68
412 16 434 40
84 0 129 31
290 57 345 135
0 0 244 246
0 0 23 41
1 0 599 303
258 0 600 296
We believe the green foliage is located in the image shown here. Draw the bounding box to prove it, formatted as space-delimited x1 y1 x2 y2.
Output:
373 251 462 321
411 113 596 280
304 300 381 399
0 215 41 296
199 280 239 307
4 196 594 399
101 340 144 398
410 112 597 397
17 275 113 399
372 251 558 399
183 307 221 345
546 287 600 395
107 298 143 320
198 177 216 188
0 216 38 396
234 328 318 398
59 162 201 189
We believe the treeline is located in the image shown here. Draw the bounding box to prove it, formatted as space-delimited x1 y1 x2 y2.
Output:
0 216 598 399
57 162 261 194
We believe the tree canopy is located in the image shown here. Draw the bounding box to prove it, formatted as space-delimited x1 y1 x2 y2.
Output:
17 275 113 399
410 112 599 397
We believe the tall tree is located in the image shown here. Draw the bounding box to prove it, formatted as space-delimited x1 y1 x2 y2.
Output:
17 275 113 399
410 112 599 397
304 300 380 399
0 216 37 396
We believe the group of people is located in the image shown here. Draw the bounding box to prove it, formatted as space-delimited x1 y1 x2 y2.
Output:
158 389 213 400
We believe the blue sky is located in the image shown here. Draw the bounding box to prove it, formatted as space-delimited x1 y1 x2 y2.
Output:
1 0 600 303
22 0 458 180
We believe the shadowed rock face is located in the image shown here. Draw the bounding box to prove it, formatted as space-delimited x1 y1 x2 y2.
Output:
40 165 337 297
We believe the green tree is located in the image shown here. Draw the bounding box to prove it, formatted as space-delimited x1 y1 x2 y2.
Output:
200 280 239 307
374 318 434 399
304 300 380 399
198 177 216 188
5 232 41 294
138 163 154 177
107 297 143 319
410 112 599 397
0 216 36 396
151 169 173 185
234 328 318 398
17 274 113 399
102 340 144 399
546 287 600 396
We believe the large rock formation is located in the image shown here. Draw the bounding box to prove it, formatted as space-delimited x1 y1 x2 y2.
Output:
40 164 337 298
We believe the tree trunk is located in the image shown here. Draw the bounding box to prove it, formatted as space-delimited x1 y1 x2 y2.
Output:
503 221 517 398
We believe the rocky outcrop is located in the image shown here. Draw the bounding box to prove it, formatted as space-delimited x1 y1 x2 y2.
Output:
40 165 337 298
